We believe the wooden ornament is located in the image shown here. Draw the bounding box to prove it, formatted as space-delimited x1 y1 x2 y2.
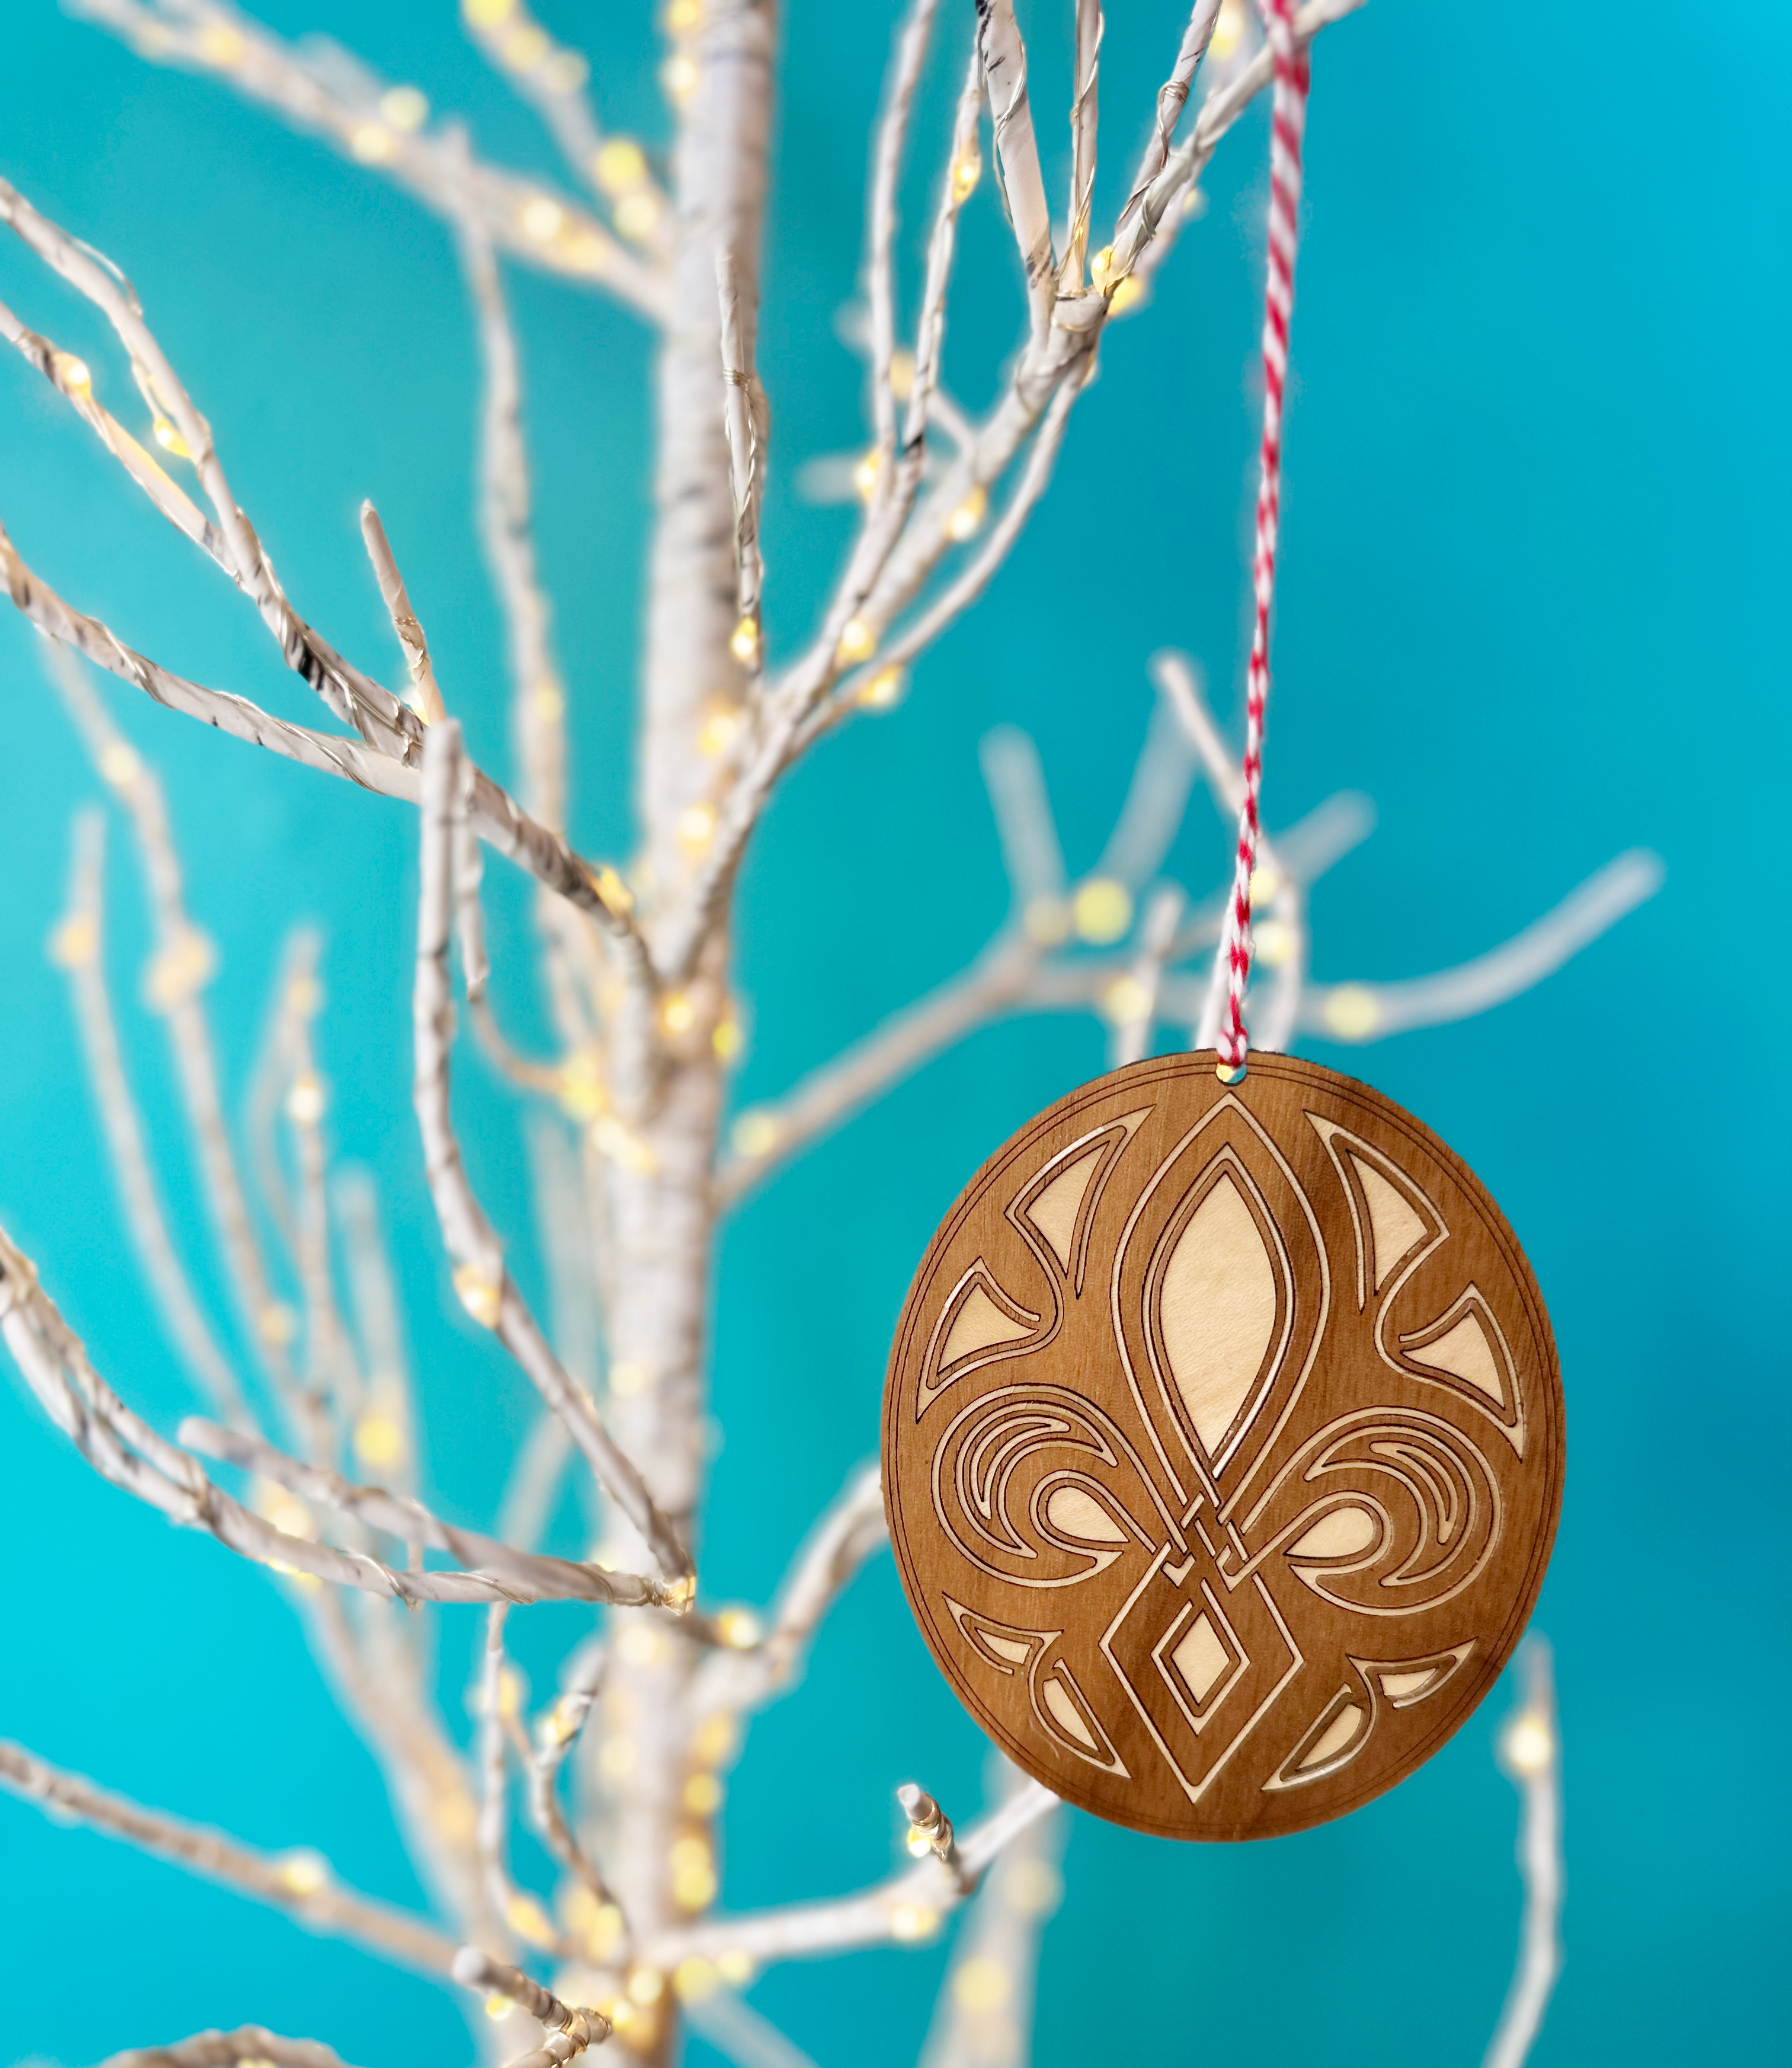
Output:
882 1053 1563 1842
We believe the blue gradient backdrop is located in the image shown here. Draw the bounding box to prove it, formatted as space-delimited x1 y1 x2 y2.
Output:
0 4 1786 2064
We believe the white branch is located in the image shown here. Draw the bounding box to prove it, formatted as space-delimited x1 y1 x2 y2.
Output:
687 1463 887 1717
977 0 1055 333
0 173 412 755
179 1418 665 1610
413 723 690 1587
866 0 943 474
49 801 249 1428
0 1737 457 1976
1484 1640 1564 2068
1298 851 1666 1042
70 0 668 322
641 1781 1058 1970
451 1946 611 2067
359 503 446 727
98 2031 361 2068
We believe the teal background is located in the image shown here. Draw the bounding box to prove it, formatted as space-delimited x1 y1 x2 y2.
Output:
1 4 1787 2064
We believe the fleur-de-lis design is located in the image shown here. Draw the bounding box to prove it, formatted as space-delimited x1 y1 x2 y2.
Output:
885 1054 1561 1842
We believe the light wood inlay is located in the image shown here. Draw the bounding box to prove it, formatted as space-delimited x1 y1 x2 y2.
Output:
1288 1505 1379 1561
1170 1613 1231 1705
1159 1174 1279 1455
1046 1482 1127 1543
1407 1307 1503 1402
941 1281 1032 1366
1351 1152 1429 1290
1026 1149 1104 1271
884 1053 1563 1842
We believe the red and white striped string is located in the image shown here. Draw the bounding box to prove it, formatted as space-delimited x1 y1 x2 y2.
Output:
1213 0 1311 1079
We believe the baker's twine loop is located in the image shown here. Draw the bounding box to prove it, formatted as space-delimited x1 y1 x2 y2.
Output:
1214 0 1310 1081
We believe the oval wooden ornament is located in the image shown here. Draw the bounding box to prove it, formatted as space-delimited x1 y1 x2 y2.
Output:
882 1053 1563 1842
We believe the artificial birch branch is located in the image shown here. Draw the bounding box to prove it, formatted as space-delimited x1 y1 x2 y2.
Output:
451 1948 612 2068
0 1738 457 1977
456 212 575 841
830 0 1364 694
1297 851 1666 1043
50 806 249 1427
903 43 986 464
179 1418 672 1609
1062 0 1104 290
1115 0 1223 246
0 174 414 756
46 640 324 1438
821 370 1086 718
68 0 669 322
98 2031 361 2068
460 0 671 255
359 504 446 727
1111 0 1368 287
1 520 642 945
687 1463 887 1717
716 938 1039 1203
0 292 228 569
525 1638 617 1907
475 1606 567 1960
866 0 943 481
977 0 1056 334
1109 885 1186 1067
1484 1641 1564 2068
0 1213 664 1607
641 1781 1059 1970
919 1765 1063 2068
413 723 691 1588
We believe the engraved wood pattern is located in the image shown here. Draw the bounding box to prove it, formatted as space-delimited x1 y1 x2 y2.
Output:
882 1054 1564 1842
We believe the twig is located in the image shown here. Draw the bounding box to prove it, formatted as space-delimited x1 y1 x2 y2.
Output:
0 520 642 944
475 1605 559 1957
451 1947 611 2068
1483 1640 1564 2068
461 0 670 250
359 504 446 727
814 368 1087 728
641 1781 1059 1970
919 1765 1064 2068
1297 852 1666 1042
977 1 1055 334
1061 0 1103 290
43 637 291 1423
179 1418 670 1609
866 0 943 481
981 725 1068 922
688 1464 887 1716
526 1639 617 1907
1112 0 1368 289
456 212 575 842
1109 884 1185 1067
1114 1 1223 248
413 723 691 1587
0 174 414 757
68 0 668 321
332 1168 420 1502
0 1738 457 1976
715 938 1038 1204
0 1209 661 1606
50 806 248 1427
98 2029 362 2068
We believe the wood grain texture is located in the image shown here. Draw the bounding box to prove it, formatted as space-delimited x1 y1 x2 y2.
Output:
882 1053 1563 1842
